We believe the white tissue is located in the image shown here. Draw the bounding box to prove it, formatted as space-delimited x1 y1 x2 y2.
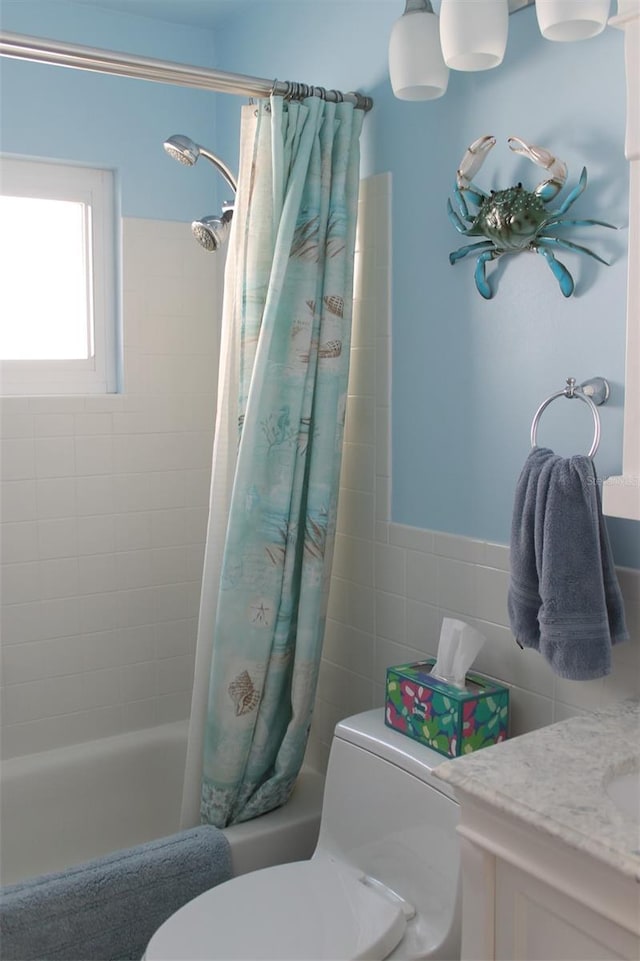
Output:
430 618 486 689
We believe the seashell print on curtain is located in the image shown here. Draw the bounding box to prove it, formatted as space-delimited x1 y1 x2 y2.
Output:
197 96 363 828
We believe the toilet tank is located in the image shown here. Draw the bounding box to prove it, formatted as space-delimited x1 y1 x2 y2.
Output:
315 709 460 959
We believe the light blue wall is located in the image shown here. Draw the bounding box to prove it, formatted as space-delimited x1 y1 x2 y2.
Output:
214 1 638 569
0 0 221 220
1 0 637 567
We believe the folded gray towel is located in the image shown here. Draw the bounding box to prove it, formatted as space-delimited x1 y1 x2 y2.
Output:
508 447 628 680
0 826 232 961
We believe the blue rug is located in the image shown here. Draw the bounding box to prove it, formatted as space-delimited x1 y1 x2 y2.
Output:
0 825 232 960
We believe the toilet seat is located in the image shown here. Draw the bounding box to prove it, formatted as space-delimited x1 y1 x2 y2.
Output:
144 857 407 961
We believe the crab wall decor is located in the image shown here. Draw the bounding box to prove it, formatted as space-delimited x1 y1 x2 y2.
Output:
447 135 615 299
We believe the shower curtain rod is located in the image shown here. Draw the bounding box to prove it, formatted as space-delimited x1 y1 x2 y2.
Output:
0 31 373 112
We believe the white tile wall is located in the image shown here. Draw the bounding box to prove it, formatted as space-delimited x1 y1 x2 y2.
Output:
307 172 640 773
0 219 222 759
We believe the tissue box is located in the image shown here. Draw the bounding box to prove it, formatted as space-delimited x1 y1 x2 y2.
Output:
385 658 509 758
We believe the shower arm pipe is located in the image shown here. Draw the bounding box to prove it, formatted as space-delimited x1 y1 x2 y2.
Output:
0 31 374 112
198 147 237 195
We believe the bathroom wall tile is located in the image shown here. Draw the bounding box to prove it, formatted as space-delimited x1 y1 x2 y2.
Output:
331 534 374 587
34 436 75 478
347 347 375 398
552 673 604 713
1 562 40 604
508 687 554 738
322 620 374 678
77 515 115 556
1 479 37 523
77 553 117 595
40 558 80 599
405 550 438 605
433 531 487 564
374 636 425 681
152 582 193 624
36 477 77 519
33 413 75 436
154 618 197 659
327 578 375 635
156 692 191 725
375 475 390 523
474 565 510 627
389 524 435 554
375 591 406 644
114 550 153 591
150 546 189 586
75 435 114 475
28 398 85 415
76 475 115 516
78 592 118 635
1 521 39 563
1 438 35 480
157 655 194 696
1 674 85 725
82 631 123 671
375 416 390 479
114 512 151 552
374 542 405 596
484 541 510 572
121 660 158 703
116 624 156 664
617 566 640 605
336 489 374 541
0 412 34 438
38 518 78 560
344 395 375 446
80 667 122 710
122 698 158 731
317 660 374 713
437 556 477 617
74 412 113 436
340 442 375 493
405 599 440 656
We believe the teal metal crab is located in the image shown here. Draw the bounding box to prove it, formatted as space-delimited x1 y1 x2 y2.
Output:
447 135 615 299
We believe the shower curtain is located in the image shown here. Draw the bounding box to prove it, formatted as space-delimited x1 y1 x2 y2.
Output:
180 96 363 829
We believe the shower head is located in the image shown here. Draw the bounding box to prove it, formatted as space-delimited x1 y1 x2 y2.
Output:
192 206 234 252
163 134 198 166
163 134 238 194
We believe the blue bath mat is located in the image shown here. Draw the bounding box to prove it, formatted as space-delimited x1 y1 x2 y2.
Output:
0 825 232 960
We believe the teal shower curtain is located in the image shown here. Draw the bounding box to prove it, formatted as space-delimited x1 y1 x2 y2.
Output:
181 96 363 829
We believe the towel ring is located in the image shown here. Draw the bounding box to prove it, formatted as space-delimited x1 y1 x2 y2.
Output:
530 377 610 458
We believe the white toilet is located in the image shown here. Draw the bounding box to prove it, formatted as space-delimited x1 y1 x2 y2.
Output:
145 709 461 960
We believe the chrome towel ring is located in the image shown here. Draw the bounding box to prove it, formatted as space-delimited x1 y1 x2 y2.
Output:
530 377 610 458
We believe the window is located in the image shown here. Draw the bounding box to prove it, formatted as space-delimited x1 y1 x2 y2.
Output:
0 157 117 395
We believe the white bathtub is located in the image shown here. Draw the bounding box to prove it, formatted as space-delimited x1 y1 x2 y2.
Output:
0 721 324 886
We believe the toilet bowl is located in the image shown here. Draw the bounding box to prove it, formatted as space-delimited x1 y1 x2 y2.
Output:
144 709 461 960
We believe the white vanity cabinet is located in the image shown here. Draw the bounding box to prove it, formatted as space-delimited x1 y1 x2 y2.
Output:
433 703 640 961
455 794 640 961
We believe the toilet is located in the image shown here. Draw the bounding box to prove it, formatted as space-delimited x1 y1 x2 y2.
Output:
144 709 461 960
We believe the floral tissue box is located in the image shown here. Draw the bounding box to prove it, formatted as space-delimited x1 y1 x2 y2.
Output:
385 658 509 758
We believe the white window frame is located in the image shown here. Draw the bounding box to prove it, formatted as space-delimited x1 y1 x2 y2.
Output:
0 157 117 395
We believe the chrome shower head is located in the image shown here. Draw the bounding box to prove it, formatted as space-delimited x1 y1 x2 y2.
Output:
191 206 233 252
163 134 238 193
163 134 199 166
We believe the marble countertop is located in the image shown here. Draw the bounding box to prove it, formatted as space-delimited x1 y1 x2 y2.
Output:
434 699 640 880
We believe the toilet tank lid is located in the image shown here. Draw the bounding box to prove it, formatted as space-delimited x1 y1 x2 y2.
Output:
335 709 458 801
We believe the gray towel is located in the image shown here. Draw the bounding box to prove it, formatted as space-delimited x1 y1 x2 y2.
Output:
0 826 232 961
508 447 628 680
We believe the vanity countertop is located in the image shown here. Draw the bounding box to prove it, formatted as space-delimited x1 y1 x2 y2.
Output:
434 699 640 880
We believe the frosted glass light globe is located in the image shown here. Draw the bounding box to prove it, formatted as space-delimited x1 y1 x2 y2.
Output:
440 0 509 72
389 3 449 101
535 0 611 41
